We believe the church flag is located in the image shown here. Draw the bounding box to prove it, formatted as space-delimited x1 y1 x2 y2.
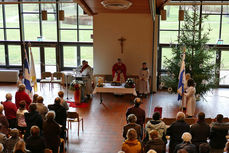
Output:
24 49 32 92
177 47 186 101
29 46 37 92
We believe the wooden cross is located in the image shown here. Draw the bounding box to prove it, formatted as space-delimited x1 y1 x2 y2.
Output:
118 37 126 54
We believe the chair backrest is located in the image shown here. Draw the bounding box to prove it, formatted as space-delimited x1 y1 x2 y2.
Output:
162 118 176 125
41 72 52 79
53 72 64 79
145 117 152 124
44 148 53 153
185 118 197 125
205 118 213 125
67 112 79 119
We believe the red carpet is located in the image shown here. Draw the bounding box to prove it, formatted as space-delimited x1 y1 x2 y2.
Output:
66 101 89 108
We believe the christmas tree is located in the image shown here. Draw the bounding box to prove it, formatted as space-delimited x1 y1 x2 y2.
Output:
162 5 219 98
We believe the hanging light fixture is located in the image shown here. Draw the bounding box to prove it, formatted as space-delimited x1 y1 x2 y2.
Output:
101 0 132 10
42 10 47 20
42 4 47 20
161 8 166 20
59 3 65 21
179 2 184 21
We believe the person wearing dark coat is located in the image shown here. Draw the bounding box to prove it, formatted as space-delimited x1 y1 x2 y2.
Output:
144 130 165 153
48 97 67 138
126 98 145 137
190 112 210 152
174 132 197 153
43 111 61 153
26 126 46 153
123 114 142 140
24 104 43 140
167 112 190 153
209 114 228 153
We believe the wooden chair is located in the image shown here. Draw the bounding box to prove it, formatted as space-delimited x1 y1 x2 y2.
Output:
67 112 84 136
51 72 65 89
44 148 53 153
40 72 52 90
185 118 197 125
205 118 213 125
162 118 176 125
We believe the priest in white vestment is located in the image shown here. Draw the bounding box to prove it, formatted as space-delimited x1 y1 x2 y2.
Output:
138 62 150 97
80 60 93 99
184 79 196 117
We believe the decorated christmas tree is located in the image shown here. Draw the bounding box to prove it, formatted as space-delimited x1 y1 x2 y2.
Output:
162 5 219 98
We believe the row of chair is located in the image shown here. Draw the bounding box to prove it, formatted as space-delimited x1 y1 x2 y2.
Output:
145 117 229 126
40 72 65 90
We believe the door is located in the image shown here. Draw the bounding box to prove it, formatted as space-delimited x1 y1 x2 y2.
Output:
219 50 229 86
44 47 57 73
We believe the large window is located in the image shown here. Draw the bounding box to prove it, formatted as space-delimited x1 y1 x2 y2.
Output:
0 45 5 65
159 4 229 87
0 2 93 73
8 45 21 66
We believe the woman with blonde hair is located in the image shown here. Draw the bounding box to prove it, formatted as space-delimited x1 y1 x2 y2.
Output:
122 128 141 153
13 139 28 153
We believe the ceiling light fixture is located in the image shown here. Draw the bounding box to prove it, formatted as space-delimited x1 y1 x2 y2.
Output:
101 0 132 10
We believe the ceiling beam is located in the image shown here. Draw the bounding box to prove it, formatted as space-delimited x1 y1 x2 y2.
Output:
158 0 171 10
73 0 95 16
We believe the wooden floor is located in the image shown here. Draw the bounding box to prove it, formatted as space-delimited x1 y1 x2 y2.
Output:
0 83 229 153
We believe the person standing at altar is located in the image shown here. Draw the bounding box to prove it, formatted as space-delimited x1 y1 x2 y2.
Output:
80 60 93 100
138 62 150 97
182 73 191 110
184 79 196 117
112 58 127 83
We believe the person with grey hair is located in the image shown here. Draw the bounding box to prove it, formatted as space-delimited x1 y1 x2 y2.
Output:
123 114 141 140
43 111 61 153
126 97 145 137
1 93 17 128
147 150 157 153
5 128 20 153
26 126 46 153
174 132 197 153
167 112 190 153
48 97 67 139
122 128 141 153
0 104 9 135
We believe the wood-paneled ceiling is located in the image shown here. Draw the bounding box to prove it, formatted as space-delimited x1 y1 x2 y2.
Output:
83 0 151 14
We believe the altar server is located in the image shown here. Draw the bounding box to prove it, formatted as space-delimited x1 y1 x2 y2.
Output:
184 79 196 117
138 62 150 97
112 58 127 83
80 60 93 99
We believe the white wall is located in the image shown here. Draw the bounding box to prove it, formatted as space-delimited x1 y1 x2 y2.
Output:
93 13 153 76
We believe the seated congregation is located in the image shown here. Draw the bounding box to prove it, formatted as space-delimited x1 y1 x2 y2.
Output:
0 84 69 153
120 98 229 153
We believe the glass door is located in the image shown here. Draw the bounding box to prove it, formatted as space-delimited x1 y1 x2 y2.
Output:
30 47 41 79
219 50 229 86
44 47 57 73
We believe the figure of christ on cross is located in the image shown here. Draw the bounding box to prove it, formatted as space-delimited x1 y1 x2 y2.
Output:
118 37 126 54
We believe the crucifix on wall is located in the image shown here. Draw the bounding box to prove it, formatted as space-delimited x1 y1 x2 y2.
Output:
118 37 126 54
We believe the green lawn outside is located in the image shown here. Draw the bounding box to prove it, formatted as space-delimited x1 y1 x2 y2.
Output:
0 4 93 69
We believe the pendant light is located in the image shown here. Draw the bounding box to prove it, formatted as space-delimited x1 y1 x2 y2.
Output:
161 8 166 20
59 3 65 21
179 5 184 21
42 4 47 20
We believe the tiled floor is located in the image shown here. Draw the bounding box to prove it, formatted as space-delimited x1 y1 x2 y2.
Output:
0 83 229 153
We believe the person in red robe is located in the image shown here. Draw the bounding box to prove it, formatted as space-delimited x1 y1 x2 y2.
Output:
15 84 32 110
112 58 127 83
